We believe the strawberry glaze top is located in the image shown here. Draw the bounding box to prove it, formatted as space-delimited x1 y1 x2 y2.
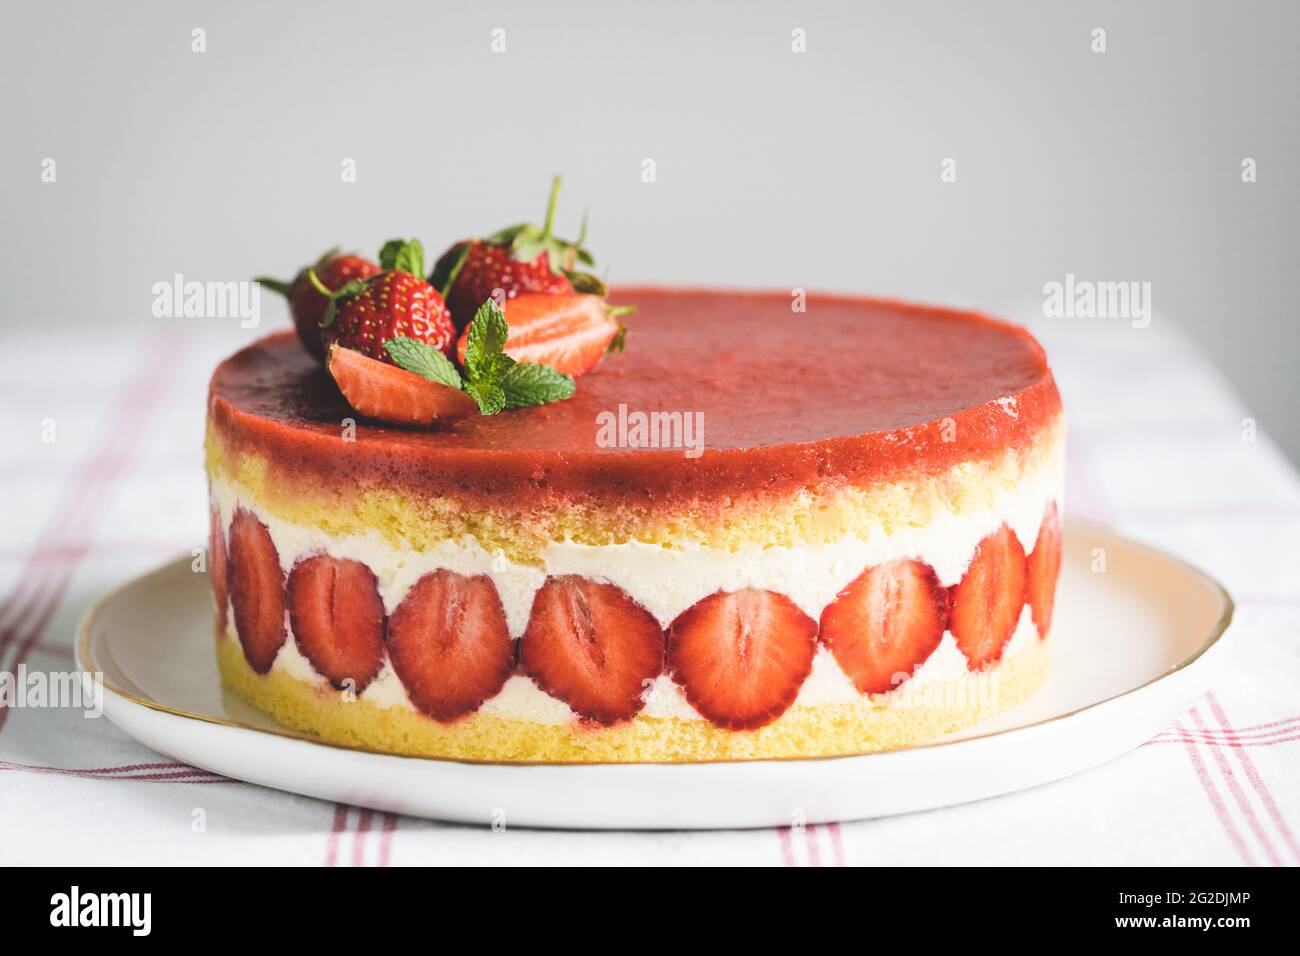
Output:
208 289 1062 507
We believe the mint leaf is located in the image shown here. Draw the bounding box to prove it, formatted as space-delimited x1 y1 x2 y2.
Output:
499 362 575 408
465 379 506 416
383 337 463 389
378 238 425 277
465 298 511 381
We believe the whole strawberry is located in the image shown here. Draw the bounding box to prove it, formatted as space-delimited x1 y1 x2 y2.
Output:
430 175 604 330
312 239 456 362
257 250 380 360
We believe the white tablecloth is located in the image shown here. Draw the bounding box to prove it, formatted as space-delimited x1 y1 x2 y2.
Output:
2 309 1296 865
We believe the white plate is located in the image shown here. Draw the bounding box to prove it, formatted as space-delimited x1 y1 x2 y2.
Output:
77 523 1231 830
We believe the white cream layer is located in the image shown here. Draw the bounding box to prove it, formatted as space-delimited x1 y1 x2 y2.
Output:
211 452 1063 726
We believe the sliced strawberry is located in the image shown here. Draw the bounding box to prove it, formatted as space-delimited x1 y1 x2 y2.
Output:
386 569 515 722
227 508 287 674
667 589 817 730
209 505 230 632
454 293 621 379
327 344 477 424
819 559 947 695
519 575 665 725
287 555 386 692
950 524 1027 670
1026 502 1062 638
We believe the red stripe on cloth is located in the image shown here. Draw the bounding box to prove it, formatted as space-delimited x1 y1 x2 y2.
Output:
1149 714 1300 742
1 764 192 780
776 827 796 866
378 813 398 867
1207 693 1300 864
1180 720 1254 865
0 762 228 783
1145 733 1300 749
0 334 186 729
0 333 179 645
805 825 822 867
352 808 374 868
1189 706 1280 865
0 449 136 639
827 822 846 866
324 805 349 867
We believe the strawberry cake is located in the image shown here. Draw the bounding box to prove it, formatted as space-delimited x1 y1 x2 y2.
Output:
206 284 1065 763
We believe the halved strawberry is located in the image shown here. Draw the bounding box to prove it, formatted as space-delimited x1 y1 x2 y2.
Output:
328 344 477 424
454 293 622 379
519 576 665 725
386 570 515 722
227 508 287 674
209 505 230 633
1026 502 1062 638
287 555 386 692
667 589 818 730
949 524 1027 670
819 559 948 695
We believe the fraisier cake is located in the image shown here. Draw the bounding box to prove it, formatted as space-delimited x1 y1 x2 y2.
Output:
206 285 1064 763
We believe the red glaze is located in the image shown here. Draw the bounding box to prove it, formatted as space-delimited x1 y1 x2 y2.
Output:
209 289 1062 508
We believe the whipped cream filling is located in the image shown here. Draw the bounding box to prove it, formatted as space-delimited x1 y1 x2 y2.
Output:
211 453 1063 726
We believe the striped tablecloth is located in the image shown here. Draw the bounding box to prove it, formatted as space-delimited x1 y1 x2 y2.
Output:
2 309 1297 866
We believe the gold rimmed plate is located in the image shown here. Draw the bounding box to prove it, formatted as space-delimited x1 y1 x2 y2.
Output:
77 523 1231 829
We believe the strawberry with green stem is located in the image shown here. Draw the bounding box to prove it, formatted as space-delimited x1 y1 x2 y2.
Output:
430 175 608 330
256 249 381 360
307 238 456 362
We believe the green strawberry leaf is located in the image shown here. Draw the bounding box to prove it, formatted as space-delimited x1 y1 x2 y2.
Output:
564 270 607 296
429 243 471 297
379 238 425 277
378 240 404 270
606 321 629 354
307 271 368 328
486 222 530 246
383 337 463 390
465 379 506 416
499 362 575 408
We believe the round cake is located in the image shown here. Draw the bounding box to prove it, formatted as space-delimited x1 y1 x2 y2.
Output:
206 288 1064 762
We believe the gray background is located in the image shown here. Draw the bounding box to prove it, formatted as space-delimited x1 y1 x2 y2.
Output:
2 0 1296 461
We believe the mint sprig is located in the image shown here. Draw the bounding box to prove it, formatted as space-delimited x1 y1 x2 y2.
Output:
383 299 574 416
461 299 575 413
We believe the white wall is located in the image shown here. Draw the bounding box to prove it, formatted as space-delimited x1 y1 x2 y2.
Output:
2 0 1296 461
